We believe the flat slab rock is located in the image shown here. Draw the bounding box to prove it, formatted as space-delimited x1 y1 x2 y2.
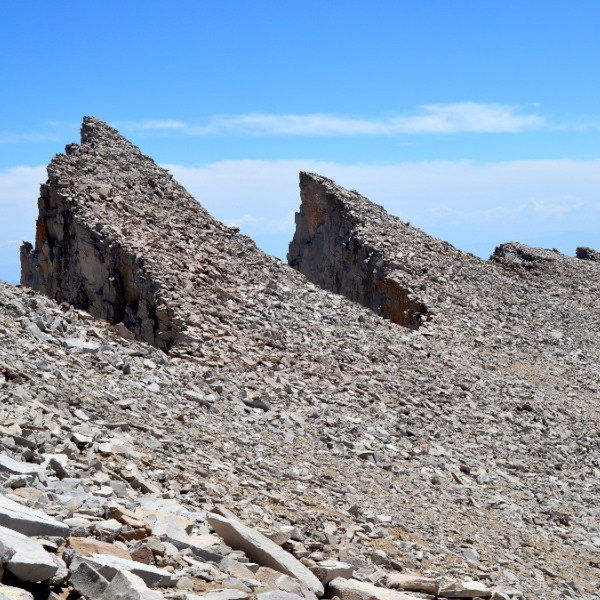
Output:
69 536 132 560
98 570 164 600
329 577 419 600
309 560 354 585
0 493 70 538
256 592 304 600
0 524 60 582
438 580 492 598
0 455 41 477
186 590 253 600
74 553 178 588
207 513 324 597
385 573 441 595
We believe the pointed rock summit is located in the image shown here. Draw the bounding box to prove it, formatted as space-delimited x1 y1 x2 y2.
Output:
21 117 257 353
288 173 433 328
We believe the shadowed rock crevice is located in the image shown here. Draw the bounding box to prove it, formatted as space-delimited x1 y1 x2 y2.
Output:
288 172 428 329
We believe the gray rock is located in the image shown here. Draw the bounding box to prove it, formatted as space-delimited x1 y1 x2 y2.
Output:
0 524 58 582
98 569 164 600
309 560 354 585
74 553 178 588
64 338 100 353
207 513 324 597
385 573 440 595
0 455 41 476
0 583 34 599
70 561 110 598
256 592 304 600
185 591 252 600
329 578 418 600
0 493 69 538
438 580 492 598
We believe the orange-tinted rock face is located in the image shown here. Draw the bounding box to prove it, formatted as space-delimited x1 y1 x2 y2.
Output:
288 172 429 329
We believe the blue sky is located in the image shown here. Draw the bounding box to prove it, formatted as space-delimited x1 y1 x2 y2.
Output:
1 1 599 282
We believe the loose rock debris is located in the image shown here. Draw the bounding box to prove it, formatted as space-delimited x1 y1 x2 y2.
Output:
0 117 595 598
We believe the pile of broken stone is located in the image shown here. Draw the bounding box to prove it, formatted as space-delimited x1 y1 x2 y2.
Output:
0 280 524 600
0 420 509 600
9 118 600 599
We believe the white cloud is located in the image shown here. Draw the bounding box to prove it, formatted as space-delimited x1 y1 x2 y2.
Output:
118 103 544 137
224 212 296 234
113 119 187 131
0 165 46 282
0 131 63 144
165 158 600 259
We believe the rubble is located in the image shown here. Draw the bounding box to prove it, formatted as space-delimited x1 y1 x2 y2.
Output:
0 117 593 598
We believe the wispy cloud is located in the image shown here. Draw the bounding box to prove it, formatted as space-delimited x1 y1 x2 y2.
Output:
224 212 296 234
113 119 188 131
0 131 63 144
119 103 544 137
165 157 600 259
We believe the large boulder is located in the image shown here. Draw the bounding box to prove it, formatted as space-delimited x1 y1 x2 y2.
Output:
207 513 324 596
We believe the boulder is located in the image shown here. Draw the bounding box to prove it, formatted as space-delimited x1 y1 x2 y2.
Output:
0 493 69 538
438 580 492 598
99 569 164 600
385 573 441 595
69 537 132 560
0 455 40 477
0 524 58 582
207 513 324 597
74 553 178 587
0 583 34 599
185 591 252 600
70 561 110 598
329 577 417 600
310 560 354 585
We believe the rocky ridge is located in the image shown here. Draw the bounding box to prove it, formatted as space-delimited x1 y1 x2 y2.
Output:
1 118 598 599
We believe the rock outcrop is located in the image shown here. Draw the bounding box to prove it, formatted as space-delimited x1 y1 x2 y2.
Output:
11 117 600 599
288 173 429 329
20 118 191 351
576 246 600 262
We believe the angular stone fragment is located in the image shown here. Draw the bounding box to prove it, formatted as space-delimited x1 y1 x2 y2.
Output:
256 592 303 600
385 573 440 595
74 553 178 588
0 493 69 537
207 513 324 596
0 583 34 599
98 569 164 600
136 507 194 540
0 455 41 476
64 338 100 353
69 536 132 560
264 526 299 547
309 560 354 585
438 580 492 598
0 524 58 582
186 591 252 600
70 561 110 598
329 577 417 600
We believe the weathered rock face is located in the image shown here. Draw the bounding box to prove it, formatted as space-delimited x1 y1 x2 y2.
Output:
21 118 187 351
576 246 600 261
288 173 428 329
492 242 563 264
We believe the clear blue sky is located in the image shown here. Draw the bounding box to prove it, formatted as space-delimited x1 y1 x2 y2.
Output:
1 1 599 282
